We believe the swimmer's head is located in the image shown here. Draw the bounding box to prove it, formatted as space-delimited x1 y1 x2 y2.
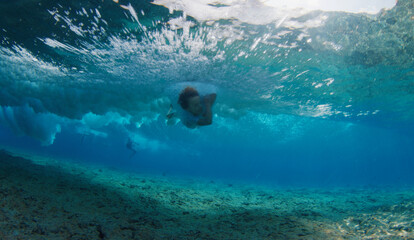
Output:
178 87 203 116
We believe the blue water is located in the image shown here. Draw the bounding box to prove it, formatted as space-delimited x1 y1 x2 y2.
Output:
0 0 413 187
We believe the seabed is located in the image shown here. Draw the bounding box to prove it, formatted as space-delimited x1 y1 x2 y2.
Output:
0 148 413 240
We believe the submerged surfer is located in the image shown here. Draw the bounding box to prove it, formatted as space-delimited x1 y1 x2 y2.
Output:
167 86 217 128
126 137 139 158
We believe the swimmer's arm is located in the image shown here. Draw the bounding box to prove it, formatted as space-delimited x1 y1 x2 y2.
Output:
166 104 175 119
205 93 217 104
197 93 216 126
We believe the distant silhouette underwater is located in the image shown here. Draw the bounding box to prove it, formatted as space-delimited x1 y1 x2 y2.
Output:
126 137 139 159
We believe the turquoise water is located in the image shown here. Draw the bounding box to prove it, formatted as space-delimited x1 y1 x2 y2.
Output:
1 0 414 187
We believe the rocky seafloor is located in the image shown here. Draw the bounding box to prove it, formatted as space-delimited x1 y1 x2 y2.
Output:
0 149 413 240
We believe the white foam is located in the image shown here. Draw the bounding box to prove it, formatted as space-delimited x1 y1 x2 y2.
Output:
263 0 395 14
0 105 63 145
120 3 139 22
153 0 396 27
128 132 169 152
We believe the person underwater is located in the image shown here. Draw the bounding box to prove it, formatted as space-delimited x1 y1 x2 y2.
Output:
126 137 139 158
167 86 217 128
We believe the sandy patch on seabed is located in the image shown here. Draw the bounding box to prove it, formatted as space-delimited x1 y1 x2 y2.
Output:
0 149 413 240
